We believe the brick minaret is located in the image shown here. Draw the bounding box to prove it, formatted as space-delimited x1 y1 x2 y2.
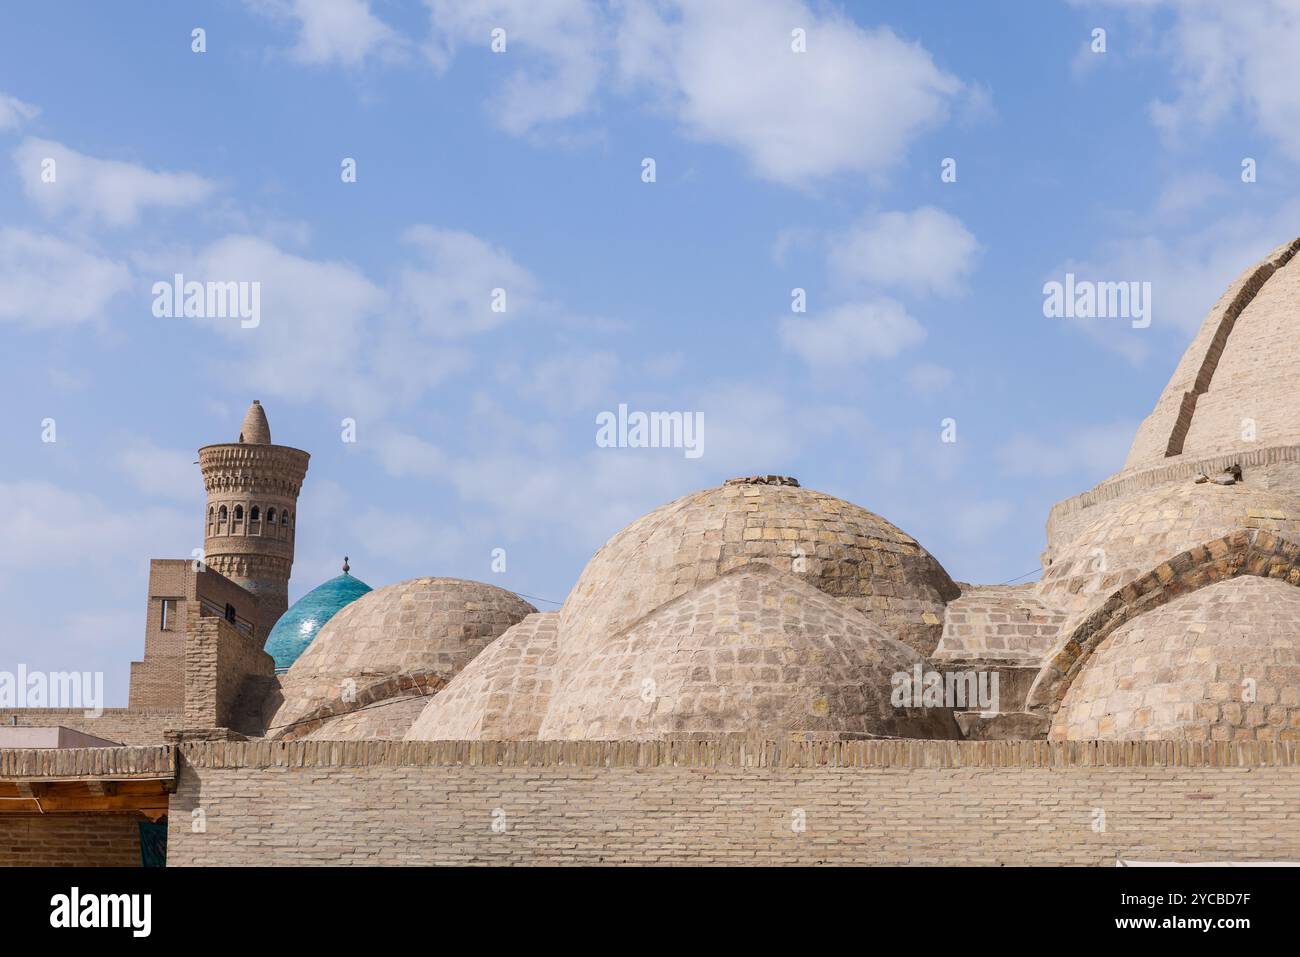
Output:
199 400 310 639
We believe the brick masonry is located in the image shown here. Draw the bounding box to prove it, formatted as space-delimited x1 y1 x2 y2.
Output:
0 814 142 867
162 739 1300 866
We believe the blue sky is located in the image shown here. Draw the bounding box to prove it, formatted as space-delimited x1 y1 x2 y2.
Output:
3 0 1298 704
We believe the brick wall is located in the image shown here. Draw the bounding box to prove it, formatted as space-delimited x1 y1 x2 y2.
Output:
0 709 179 746
166 739 1300 866
0 814 142 866
183 613 276 732
129 560 261 711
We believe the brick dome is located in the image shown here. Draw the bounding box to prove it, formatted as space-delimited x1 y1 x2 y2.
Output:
1050 576 1300 742
539 565 961 740
264 577 534 735
405 613 560 741
558 477 958 660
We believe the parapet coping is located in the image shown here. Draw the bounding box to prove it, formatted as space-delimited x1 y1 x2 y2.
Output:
1048 443 1300 526
0 745 176 781
152 738 1300 770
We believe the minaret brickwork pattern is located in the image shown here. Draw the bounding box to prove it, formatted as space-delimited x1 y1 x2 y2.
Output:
199 401 310 639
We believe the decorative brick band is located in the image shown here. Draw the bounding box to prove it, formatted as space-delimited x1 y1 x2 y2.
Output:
266 671 449 741
176 736 1300 770
0 745 176 781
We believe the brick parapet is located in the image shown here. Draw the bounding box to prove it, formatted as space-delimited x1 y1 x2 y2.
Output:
172 737 1300 770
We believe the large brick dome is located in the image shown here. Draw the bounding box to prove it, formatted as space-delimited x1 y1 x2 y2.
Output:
538 565 961 740
1050 576 1300 742
558 476 958 659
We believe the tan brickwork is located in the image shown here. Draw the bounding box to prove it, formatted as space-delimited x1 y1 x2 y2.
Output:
1124 237 1300 469
164 739 1300 866
1052 576 1300 742
200 401 310 639
560 477 959 664
934 584 1065 662
405 612 560 741
535 566 961 740
0 814 143 867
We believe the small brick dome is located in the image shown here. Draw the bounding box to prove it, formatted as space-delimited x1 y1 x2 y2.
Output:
1050 576 1300 742
405 613 560 741
559 478 958 660
264 577 534 735
539 565 961 740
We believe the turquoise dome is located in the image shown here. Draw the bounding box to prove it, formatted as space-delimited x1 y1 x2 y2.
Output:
265 567 372 673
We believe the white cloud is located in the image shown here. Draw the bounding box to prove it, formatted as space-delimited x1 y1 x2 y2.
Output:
420 0 970 184
906 362 954 396
179 234 388 409
518 350 619 414
0 92 39 130
116 441 204 502
0 228 131 327
617 0 966 185
12 137 215 227
138 224 553 414
1050 196 1300 353
398 225 540 338
424 0 605 133
829 207 980 296
246 0 406 66
373 430 445 479
949 498 1015 544
996 421 1138 479
780 298 926 367
1080 0 1300 162
1152 171 1228 219
0 480 192 570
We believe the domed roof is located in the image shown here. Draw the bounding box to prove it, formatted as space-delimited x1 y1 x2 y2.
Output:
264 577 534 734
264 564 372 672
1050 576 1300 742
1123 238 1300 473
1038 481 1300 625
406 613 559 741
559 476 958 659
539 565 961 741
238 399 271 444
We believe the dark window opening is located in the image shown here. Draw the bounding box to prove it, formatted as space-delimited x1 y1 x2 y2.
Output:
225 603 236 624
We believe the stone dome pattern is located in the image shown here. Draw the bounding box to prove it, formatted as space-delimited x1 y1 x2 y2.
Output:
558 476 959 661
405 613 560 741
264 566 373 673
1050 576 1300 742
536 565 960 741
264 577 534 735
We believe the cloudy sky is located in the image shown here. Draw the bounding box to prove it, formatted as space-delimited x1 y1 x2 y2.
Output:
3 0 1298 703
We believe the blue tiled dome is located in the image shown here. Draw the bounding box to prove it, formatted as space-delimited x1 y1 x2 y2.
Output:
265 564 372 673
